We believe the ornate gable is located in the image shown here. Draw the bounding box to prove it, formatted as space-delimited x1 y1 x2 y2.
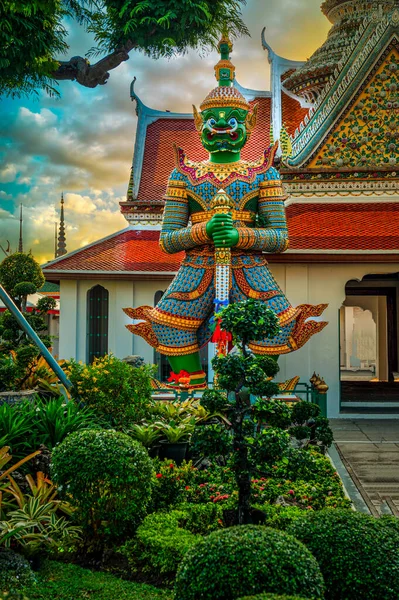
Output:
285 10 399 169
309 44 399 169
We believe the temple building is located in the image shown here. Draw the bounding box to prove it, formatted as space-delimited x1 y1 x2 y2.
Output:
42 0 399 417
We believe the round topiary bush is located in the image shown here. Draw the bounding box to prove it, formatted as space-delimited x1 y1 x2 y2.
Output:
51 429 153 539
0 549 36 596
288 509 399 599
174 525 325 600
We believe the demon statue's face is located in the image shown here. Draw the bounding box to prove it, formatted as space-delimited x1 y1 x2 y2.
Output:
194 104 258 156
200 106 248 153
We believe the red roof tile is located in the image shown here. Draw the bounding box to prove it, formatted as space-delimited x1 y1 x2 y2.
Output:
281 91 309 137
286 202 399 250
43 230 184 273
137 97 271 203
43 203 399 278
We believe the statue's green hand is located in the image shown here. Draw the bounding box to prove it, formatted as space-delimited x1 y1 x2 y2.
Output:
206 213 233 237
212 228 239 248
205 213 238 247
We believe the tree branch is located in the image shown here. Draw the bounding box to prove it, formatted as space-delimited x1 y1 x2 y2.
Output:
52 41 135 88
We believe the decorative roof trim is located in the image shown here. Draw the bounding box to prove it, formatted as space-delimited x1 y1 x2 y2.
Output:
286 16 398 166
43 269 179 275
261 27 306 144
234 80 271 100
130 78 193 201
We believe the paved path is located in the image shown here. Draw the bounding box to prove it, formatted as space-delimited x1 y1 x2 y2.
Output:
330 419 399 516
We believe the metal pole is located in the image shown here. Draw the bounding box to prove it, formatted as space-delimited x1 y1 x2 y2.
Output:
0 284 72 392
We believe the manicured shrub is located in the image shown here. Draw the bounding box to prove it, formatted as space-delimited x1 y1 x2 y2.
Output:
0 549 35 596
121 510 202 582
174 525 325 600
65 354 154 426
251 504 305 531
122 503 223 582
288 509 399 599
51 429 153 539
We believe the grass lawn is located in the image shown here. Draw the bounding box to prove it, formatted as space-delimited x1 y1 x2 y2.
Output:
25 560 173 600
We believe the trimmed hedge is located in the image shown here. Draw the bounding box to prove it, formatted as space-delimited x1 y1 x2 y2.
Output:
174 525 325 600
121 510 202 581
288 509 399 599
121 503 222 581
0 549 35 598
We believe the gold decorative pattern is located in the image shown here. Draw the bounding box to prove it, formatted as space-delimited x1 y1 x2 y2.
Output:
310 49 399 169
150 308 203 331
191 222 211 245
191 209 255 224
157 343 199 356
200 86 250 112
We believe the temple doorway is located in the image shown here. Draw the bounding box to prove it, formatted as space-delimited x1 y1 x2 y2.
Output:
340 275 399 410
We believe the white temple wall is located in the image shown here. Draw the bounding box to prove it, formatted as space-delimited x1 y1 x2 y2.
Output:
59 278 172 365
268 261 399 418
59 262 398 417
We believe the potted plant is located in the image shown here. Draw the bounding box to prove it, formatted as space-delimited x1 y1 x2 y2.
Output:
129 424 162 457
158 421 194 464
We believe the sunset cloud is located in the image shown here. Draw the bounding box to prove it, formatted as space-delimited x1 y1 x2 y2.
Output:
0 0 329 263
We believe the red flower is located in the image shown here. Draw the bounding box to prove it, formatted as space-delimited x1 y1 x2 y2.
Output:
185 486 190 490
156 473 162 479
169 464 174 469
288 489 295 495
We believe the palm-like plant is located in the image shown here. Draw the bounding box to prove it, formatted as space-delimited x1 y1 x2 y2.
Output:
0 497 82 554
158 422 195 444
129 424 161 448
32 397 103 449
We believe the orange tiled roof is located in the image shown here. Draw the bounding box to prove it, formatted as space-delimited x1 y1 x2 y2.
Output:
286 202 399 250
42 230 184 274
137 97 271 203
43 203 399 278
281 91 309 137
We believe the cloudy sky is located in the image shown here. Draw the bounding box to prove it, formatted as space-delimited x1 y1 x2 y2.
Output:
0 0 330 264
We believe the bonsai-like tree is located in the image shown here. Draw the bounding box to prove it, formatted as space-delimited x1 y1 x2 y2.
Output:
0 252 45 312
0 252 56 391
199 299 284 525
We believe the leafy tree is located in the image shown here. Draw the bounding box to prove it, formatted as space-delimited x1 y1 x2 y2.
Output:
0 252 56 391
0 252 45 312
1 0 249 97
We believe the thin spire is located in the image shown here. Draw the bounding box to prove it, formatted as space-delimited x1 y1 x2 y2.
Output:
54 221 58 258
18 204 23 253
56 193 67 257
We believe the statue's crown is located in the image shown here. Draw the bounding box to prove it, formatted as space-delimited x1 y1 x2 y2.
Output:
199 35 250 112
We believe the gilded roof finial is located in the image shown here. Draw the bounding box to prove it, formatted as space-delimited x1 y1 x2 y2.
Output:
214 33 235 87
198 34 250 112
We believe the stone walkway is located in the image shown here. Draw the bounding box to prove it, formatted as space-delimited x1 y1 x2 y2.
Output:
330 419 399 517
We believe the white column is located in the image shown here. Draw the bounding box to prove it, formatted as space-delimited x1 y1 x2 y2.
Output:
59 280 78 360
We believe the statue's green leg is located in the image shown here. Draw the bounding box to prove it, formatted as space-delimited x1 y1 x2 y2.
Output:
167 352 206 386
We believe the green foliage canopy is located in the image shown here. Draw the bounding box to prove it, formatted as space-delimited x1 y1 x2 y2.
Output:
1 0 248 97
0 252 44 299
